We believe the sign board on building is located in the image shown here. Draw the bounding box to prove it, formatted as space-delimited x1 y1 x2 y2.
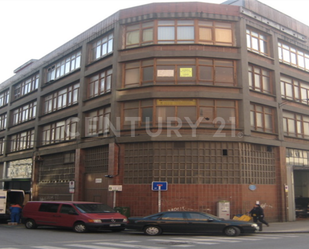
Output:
95 178 102 183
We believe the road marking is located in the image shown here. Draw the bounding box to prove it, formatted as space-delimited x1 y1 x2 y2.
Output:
66 244 119 249
32 247 68 249
95 242 165 249
149 239 218 245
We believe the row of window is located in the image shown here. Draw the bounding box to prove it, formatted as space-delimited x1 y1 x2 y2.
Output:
125 20 233 48
0 60 308 133
2 99 309 154
123 99 237 129
124 59 236 87
1 22 309 110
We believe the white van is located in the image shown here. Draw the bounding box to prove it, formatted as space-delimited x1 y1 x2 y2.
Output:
0 189 26 221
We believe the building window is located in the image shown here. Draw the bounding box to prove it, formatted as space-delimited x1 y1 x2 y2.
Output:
198 21 233 46
125 22 154 48
0 113 7 130
13 73 39 100
124 20 234 48
91 33 113 61
47 50 81 82
158 20 194 44
85 106 111 136
283 111 309 139
280 75 309 104
246 28 269 56
286 148 309 166
0 137 4 155
124 58 236 87
124 142 274 184
9 130 34 152
250 104 275 133
42 118 78 145
43 83 79 114
278 42 309 72
248 64 272 94
38 153 75 184
12 101 37 126
123 99 237 129
0 90 9 108
87 69 112 99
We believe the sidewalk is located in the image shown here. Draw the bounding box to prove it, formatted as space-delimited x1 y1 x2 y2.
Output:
259 219 309 233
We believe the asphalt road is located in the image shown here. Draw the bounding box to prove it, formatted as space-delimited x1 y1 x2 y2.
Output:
0 224 309 249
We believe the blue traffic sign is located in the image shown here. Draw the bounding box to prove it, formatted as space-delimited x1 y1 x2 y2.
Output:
152 181 168 191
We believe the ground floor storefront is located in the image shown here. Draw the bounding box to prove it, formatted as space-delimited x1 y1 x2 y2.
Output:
1 141 305 222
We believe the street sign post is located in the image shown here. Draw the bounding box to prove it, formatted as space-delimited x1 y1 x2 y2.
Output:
151 181 168 212
108 185 123 208
69 181 75 201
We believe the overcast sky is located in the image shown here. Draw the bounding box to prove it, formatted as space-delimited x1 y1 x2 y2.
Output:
0 0 309 84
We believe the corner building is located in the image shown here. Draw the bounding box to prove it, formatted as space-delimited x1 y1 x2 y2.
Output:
1 0 309 222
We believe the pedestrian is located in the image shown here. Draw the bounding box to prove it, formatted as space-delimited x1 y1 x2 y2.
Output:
249 204 269 227
9 203 22 225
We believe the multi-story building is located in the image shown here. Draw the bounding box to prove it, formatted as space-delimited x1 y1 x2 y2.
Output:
1 0 309 221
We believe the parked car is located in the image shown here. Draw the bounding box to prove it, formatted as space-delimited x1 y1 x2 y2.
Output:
126 211 259 236
22 201 127 233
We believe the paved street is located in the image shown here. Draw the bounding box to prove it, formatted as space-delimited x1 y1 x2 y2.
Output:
1 222 309 249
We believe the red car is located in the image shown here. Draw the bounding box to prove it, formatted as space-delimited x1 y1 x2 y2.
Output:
22 201 127 233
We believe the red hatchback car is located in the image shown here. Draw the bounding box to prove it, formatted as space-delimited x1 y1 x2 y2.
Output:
22 201 127 233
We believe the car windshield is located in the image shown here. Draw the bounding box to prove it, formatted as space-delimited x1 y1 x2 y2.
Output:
74 203 115 213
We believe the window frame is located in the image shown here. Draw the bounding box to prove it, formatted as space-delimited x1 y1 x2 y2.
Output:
91 33 113 62
250 103 275 133
47 50 81 82
13 73 39 100
246 28 270 56
87 68 112 99
278 42 309 72
43 83 79 114
11 101 37 126
9 129 34 152
248 64 272 94
85 106 111 136
41 118 78 145
280 75 309 105
283 112 309 139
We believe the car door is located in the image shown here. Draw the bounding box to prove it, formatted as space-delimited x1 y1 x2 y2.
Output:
55 204 79 228
185 212 225 233
158 212 188 233
36 203 60 225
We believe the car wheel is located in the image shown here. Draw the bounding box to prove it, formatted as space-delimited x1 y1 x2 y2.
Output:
144 226 162 236
224 226 241 236
25 219 37 229
73 222 88 233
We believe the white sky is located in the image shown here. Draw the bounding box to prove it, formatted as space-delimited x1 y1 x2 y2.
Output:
0 0 308 84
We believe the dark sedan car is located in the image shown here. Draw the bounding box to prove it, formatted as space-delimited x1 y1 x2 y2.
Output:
126 211 259 236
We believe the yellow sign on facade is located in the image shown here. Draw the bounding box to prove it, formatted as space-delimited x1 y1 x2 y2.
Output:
180 68 193 77
157 99 196 106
